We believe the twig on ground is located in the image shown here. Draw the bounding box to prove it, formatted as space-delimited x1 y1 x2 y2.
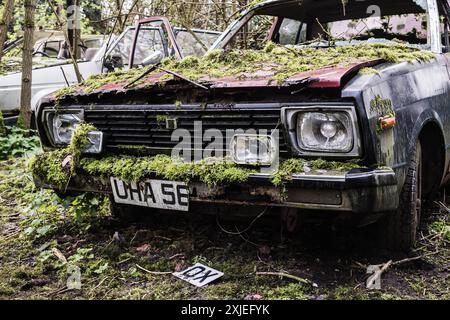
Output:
46 286 72 297
256 271 312 285
88 276 109 298
135 264 172 275
168 253 185 260
117 257 132 265
354 250 440 271
0 213 20 218
435 201 450 214
153 235 172 241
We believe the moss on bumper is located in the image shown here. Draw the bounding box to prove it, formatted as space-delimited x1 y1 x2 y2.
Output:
30 151 363 190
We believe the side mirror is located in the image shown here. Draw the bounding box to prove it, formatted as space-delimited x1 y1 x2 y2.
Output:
103 54 124 72
142 51 164 66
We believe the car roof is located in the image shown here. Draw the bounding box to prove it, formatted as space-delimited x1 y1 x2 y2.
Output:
250 0 428 22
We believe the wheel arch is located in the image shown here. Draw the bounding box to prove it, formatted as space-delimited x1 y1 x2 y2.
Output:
416 119 446 197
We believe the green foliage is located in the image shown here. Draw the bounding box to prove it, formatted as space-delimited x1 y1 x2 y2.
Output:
429 219 450 242
370 95 395 118
79 154 258 187
0 111 6 136
68 193 109 224
272 158 361 187
29 122 96 189
32 149 364 190
263 283 308 300
0 126 41 160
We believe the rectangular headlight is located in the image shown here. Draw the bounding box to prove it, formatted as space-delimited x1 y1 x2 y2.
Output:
230 134 277 166
44 109 103 154
297 112 353 153
282 106 361 157
52 113 83 145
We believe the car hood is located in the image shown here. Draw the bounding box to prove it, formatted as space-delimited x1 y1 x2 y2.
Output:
51 43 435 99
94 60 382 92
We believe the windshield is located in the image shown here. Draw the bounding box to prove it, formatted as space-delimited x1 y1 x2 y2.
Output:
108 26 165 67
217 0 443 51
175 30 220 57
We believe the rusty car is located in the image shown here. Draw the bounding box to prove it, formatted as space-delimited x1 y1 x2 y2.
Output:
32 0 450 251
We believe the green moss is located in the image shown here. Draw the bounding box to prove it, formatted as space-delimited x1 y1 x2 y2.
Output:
359 67 379 75
272 158 361 187
33 149 364 190
263 283 308 300
0 111 6 136
79 155 258 188
80 68 144 94
60 43 435 96
29 122 96 189
370 95 395 119
156 115 168 127
54 86 77 99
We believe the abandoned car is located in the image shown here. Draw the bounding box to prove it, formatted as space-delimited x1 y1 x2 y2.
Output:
32 0 450 251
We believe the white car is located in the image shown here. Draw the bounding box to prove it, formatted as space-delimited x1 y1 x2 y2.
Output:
0 17 220 121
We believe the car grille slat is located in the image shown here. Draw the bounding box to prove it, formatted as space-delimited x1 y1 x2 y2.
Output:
84 108 289 157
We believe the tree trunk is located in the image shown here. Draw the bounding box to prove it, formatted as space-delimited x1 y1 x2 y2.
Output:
19 0 36 129
72 0 80 59
0 0 15 62
47 0 83 83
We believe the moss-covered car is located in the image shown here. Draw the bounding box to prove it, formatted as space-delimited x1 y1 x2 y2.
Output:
33 0 450 251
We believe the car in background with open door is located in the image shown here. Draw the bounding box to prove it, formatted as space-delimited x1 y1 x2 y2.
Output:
0 17 220 124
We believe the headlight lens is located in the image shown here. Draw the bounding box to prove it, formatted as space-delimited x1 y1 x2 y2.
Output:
52 113 82 144
230 134 277 165
297 112 353 153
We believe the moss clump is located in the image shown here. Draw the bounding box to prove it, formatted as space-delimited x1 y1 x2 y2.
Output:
66 43 435 94
54 86 77 99
79 155 258 188
33 147 364 190
370 95 395 119
156 115 168 127
359 67 379 75
0 111 6 136
272 158 362 187
29 122 96 189
80 68 144 94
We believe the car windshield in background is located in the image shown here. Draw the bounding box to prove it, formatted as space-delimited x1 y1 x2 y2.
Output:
108 26 165 67
109 25 220 68
222 0 431 50
175 29 221 57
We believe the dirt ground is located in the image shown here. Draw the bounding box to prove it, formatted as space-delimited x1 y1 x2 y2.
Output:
0 157 449 300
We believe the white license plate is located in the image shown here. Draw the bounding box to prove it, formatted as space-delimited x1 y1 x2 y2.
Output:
111 177 189 211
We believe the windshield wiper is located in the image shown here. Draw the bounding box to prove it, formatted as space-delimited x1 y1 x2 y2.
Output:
124 63 209 91
158 67 209 90
124 63 161 89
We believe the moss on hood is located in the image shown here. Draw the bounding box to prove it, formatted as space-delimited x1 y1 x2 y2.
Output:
55 42 435 96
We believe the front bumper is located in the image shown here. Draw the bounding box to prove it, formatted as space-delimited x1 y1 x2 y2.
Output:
34 168 398 214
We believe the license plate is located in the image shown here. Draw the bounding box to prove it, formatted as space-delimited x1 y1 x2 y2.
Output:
110 177 189 211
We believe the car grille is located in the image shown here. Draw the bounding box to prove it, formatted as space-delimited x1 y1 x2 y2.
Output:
84 106 290 157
